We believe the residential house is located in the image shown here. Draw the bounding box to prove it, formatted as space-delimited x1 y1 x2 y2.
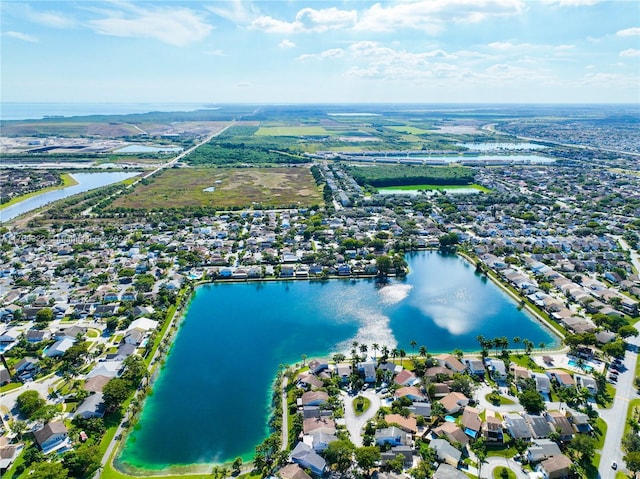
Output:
537 454 572 479
278 464 312 479
504 413 532 440
432 421 469 447
0 441 24 473
461 406 482 438
74 393 105 419
429 439 461 466
464 358 485 377
482 415 504 443
44 338 75 357
385 414 417 434
409 402 432 418
303 417 335 436
290 442 326 476
527 439 562 463
375 426 408 446
433 464 468 479
440 392 469 414
381 446 413 467
33 421 69 453
358 361 377 383
301 391 329 407
485 359 507 381
87 360 123 379
84 375 111 393
435 354 466 373
525 414 553 439
545 411 574 441
15 357 39 379
278 464 313 479
308 359 329 375
532 373 552 395
305 432 337 453
394 369 418 386
396 386 427 402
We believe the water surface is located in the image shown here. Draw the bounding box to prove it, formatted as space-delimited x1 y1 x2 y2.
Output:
119 252 556 469
1 172 138 222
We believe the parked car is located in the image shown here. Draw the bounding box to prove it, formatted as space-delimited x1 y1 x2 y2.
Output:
612 461 618 470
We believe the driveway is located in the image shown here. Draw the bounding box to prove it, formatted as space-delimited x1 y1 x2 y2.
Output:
475 385 524 413
342 390 381 446
480 457 529 479
598 322 640 479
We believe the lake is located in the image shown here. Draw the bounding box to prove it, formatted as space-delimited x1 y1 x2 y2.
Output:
118 252 556 471
0 172 139 222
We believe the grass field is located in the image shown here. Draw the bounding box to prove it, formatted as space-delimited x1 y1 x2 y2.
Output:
388 125 434 135
255 126 332 136
111 167 322 209
378 184 490 192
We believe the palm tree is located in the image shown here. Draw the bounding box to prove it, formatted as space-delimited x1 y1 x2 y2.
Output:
399 349 407 366
419 345 427 358
410 340 417 357
381 345 389 362
301 354 307 366
359 343 368 360
372 343 379 360
391 348 399 362
333 353 346 364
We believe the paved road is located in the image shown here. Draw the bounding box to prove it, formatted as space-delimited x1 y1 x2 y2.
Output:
281 377 289 451
617 237 640 273
598 322 640 479
342 390 381 447
480 457 529 479
475 385 524 413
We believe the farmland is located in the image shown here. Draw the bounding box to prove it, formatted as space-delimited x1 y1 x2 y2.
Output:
110 166 323 210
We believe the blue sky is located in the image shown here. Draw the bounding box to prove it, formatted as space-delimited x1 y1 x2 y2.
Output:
1 0 639 103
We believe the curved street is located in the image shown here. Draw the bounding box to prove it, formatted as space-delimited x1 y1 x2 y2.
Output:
479 457 529 479
474 385 524 413
342 390 382 447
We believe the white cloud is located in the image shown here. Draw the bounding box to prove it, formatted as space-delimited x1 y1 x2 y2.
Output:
355 0 525 34
236 81 251 88
4 31 38 43
620 48 640 57
541 0 601 5
207 0 256 24
278 39 296 49
298 48 345 61
88 4 212 46
10 3 75 28
251 7 357 34
617 27 640 37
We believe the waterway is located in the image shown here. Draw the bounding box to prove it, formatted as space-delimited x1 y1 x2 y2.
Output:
0 172 139 222
118 252 556 471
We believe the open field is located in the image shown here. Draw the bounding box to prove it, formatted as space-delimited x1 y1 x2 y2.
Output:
111 167 323 209
378 183 491 192
388 125 434 135
255 126 332 136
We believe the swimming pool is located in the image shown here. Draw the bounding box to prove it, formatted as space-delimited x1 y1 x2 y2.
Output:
445 415 456 422
568 359 593 372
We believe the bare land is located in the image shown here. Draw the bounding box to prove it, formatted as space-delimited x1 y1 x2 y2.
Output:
110 166 323 209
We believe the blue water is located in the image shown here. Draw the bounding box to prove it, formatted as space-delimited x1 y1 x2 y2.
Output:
568 359 593 372
0 102 217 121
118 252 556 470
1 172 138 222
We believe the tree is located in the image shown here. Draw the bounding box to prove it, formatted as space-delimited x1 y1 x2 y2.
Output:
470 437 487 476
102 378 131 411
121 355 147 385
106 317 119 332
232 457 243 475
355 446 381 478
35 307 53 323
618 325 639 339
376 255 392 276
439 233 460 250
450 374 476 398
62 444 101 478
324 439 354 473
624 451 640 476
16 390 46 418
568 433 596 463
134 273 156 292
603 339 626 359
518 389 545 414
30 461 69 479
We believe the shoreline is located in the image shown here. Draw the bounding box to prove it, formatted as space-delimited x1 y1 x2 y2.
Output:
110 250 565 477
0 172 79 211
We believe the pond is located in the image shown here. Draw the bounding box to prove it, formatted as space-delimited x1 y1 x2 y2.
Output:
1 172 139 222
118 252 557 471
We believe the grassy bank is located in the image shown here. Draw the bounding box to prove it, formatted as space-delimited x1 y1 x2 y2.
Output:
0 173 78 210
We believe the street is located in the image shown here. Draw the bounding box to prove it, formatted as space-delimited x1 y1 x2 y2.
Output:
597 321 640 479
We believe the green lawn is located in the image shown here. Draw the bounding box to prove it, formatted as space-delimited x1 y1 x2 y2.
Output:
594 418 608 449
0 382 22 393
378 183 490 192
493 467 517 479
0 173 78 210
388 125 434 135
354 396 371 416
255 126 331 136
